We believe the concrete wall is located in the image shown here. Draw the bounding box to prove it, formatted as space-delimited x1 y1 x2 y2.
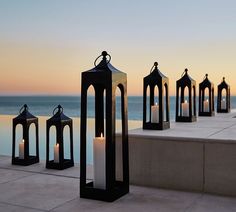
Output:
116 135 236 196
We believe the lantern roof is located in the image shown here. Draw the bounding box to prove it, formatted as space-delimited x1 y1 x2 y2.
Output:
14 104 37 121
177 68 196 85
150 62 167 78
199 74 213 87
47 105 71 123
86 51 122 73
81 51 126 88
218 77 229 88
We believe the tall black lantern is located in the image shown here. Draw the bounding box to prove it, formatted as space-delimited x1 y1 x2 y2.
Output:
199 74 215 116
176 69 197 122
12 104 39 166
46 105 74 170
217 77 230 113
80 51 129 202
143 62 170 130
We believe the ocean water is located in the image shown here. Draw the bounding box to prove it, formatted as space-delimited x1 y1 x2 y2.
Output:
0 96 235 163
0 96 235 120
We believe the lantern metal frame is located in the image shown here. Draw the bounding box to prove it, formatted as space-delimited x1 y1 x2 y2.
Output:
199 74 215 116
143 62 170 130
217 77 230 113
46 105 74 170
12 104 39 166
176 69 197 122
80 51 129 202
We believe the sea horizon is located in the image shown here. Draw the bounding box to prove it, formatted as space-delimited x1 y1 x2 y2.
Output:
0 95 235 121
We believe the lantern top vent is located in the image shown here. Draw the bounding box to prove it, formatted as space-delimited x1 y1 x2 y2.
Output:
14 104 37 121
177 68 196 85
47 105 71 123
85 51 123 74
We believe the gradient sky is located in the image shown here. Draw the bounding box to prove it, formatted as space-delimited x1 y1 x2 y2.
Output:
0 0 236 95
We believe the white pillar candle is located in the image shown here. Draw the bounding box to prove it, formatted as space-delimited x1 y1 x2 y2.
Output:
182 100 189 117
203 99 209 112
151 103 159 123
19 139 24 159
54 143 59 163
93 133 106 189
221 98 226 110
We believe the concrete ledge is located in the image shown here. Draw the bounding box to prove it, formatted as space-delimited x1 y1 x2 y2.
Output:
205 143 236 196
116 136 204 192
116 110 236 196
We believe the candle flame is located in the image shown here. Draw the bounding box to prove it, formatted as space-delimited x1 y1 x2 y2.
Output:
56 143 59 147
184 100 188 103
206 99 209 102
101 133 103 138
22 139 24 143
155 102 158 106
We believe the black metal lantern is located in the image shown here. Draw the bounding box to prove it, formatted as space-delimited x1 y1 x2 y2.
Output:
80 51 129 202
12 104 39 166
176 69 197 122
143 62 170 130
217 77 230 113
199 74 215 116
46 105 74 170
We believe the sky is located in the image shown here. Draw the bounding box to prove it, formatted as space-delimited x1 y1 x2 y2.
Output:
0 0 236 96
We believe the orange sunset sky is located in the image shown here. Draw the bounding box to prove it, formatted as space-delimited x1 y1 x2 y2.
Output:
0 1 236 96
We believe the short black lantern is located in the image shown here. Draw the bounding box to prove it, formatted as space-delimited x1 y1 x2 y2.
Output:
143 62 170 130
12 104 39 166
176 69 197 122
46 105 74 170
199 74 215 116
80 51 129 202
217 77 230 113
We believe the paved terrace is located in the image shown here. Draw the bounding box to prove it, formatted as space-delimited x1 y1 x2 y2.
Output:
1 111 236 211
0 156 236 212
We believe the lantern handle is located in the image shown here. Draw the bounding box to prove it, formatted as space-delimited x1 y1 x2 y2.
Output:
181 68 188 77
150 62 158 73
19 104 28 114
204 74 208 80
94 51 111 67
53 105 63 115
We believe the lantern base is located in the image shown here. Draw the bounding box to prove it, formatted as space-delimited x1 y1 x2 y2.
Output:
143 121 170 130
199 111 215 116
80 181 129 202
176 116 197 122
46 159 74 170
217 109 231 113
12 156 39 166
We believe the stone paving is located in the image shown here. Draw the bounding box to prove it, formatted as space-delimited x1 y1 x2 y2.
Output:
0 156 236 212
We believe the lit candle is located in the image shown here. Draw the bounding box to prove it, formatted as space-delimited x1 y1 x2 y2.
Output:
203 99 209 112
54 143 59 163
151 103 159 123
182 100 189 117
221 98 226 110
19 139 24 159
93 133 106 189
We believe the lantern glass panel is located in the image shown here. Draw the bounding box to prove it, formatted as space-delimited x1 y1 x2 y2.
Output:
146 85 151 122
222 89 226 100
63 125 71 159
29 123 36 155
49 126 56 161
